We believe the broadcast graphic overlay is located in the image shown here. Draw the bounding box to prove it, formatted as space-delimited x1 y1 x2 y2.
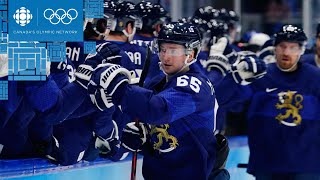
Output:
0 0 104 100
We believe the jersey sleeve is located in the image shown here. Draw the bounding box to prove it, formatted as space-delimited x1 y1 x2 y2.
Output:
206 69 224 86
0 81 22 127
215 73 252 112
36 82 88 125
23 77 61 112
121 75 213 125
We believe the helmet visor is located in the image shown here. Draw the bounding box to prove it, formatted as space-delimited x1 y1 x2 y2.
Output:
158 44 186 57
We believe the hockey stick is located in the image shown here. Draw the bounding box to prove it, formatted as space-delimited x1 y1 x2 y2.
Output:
130 45 152 180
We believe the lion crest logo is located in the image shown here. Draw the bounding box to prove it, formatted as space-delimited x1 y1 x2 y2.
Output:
149 124 179 153
275 90 303 126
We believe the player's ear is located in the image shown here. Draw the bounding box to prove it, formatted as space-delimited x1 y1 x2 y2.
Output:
155 24 162 33
126 22 133 35
188 50 195 62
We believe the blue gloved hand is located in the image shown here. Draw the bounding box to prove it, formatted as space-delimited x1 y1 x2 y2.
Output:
85 42 122 66
121 122 148 152
94 120 120 158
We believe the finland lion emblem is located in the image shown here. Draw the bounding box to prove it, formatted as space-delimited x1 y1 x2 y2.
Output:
275 90 303 126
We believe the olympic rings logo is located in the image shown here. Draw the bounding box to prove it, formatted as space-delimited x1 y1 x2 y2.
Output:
43 8 78 25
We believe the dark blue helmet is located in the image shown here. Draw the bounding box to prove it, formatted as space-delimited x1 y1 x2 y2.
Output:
103 0 118 18
93 0 119 34
215 9 239 30
274 25 307 46
207 20 228 39
134 1 153 31
153 4 170 23
216 9 239 23
114 1 136 17
157 22 201 57
191 17 227 48
108 1 137 32
227 10 239 24
135 1 169 34
192 6 216 22
190 17 209 35
191 6 221 37
93 1 118 35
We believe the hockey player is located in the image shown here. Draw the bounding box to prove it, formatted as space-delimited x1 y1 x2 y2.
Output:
87 22 229 180
33 2 142 165
98 1 144 82
216 25 320 179
64 1 138 85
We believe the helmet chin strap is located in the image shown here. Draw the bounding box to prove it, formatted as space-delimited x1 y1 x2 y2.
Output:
153 30 158 37
122 27 136 42
93 27 108 40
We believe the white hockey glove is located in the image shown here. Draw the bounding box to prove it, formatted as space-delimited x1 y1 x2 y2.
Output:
88 63 131 111
74 64 94 89
209 37 228 55
205 37 231 76
230 55 267 85
205 55 230 76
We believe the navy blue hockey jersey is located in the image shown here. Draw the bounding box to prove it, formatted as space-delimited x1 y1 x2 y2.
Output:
119 42 147 79
131 34 154 48
120 64 217 180
66 42 86 69
216 62 320 174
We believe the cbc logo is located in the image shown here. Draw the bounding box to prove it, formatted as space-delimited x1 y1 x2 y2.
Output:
13 7 33 26
43 8 78 25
